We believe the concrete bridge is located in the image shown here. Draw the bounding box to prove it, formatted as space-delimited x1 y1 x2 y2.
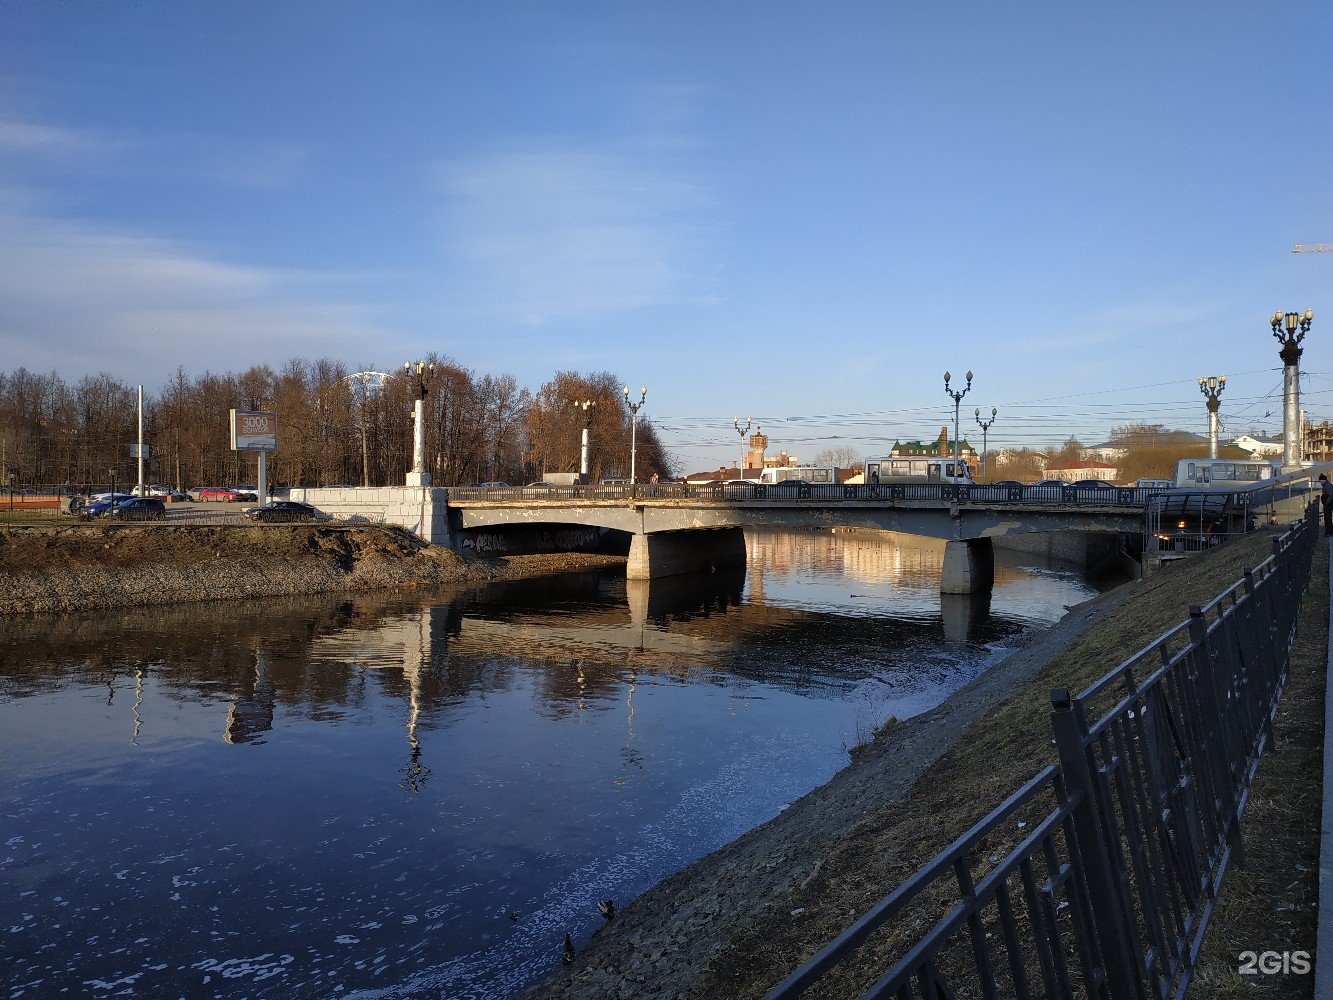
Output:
296 474 1319 594
445 482 1152 592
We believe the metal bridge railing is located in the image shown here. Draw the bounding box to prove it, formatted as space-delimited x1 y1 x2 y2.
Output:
446 482 1168 507
764 504 1318 1000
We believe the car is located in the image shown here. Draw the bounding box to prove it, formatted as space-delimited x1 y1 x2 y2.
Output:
232 484 259 502
244 500 329 524
185 485 209 500
477 481 509 488
600 477 631 486
83 492 135 516
197 486 243 502
989 480 1025 489
523 482 557 489
1030 479 1069 488
1070 479 1115 489
107 497 167 521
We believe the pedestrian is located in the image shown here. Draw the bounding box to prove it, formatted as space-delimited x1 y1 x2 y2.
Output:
1320 473 1333 535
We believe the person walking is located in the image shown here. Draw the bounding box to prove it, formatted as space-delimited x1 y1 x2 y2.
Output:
1320 473 1333 535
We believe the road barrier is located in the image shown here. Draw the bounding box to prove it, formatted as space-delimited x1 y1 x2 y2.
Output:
764 504 1318 1000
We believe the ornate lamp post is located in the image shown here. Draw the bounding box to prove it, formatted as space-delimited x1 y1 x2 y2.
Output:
733 416 752 481
404 360 434 486
1270 310 1314 470
943 370 972 480
574 399 597 484
623 385 647 484
974 406 997 481
1197 375 1226 459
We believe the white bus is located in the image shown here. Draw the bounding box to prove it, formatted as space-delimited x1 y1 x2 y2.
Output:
759 466 840 485
863 456 975 486
1174 458 1278 488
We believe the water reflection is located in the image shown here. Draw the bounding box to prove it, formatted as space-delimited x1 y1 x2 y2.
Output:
0 529 1104 999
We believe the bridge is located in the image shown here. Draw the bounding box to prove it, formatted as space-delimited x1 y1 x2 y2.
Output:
297 472 1318 593
447 481 1158 592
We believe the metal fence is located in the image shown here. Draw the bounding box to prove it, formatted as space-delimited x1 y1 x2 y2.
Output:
764 504 1318 1000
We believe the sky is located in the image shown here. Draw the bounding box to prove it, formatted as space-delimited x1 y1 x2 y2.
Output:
2 2 1331 473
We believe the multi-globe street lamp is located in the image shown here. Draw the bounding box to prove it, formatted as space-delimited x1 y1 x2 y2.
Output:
623 385 647 485
733 417 752 481
404 360 435 486
1198 375 1226 460
943 370 972 480
574 399 597 484
974 406 997 481
1270 310 1314 470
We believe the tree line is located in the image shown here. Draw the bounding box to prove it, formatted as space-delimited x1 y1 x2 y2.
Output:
0 359 674 491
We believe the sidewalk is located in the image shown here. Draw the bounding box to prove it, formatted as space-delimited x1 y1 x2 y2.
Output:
1318 545 1333 998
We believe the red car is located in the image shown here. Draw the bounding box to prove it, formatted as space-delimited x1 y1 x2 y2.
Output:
196 486 243 502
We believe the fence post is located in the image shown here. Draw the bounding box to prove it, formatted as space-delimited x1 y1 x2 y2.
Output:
1049 688 1142 999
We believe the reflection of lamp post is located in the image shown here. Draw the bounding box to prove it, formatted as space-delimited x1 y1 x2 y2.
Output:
1270 310 1313 469
732 417 751 481
573 399 597 484
623 385 647 484
1197 375 1226 459
943 370 972 480
404 360 434 486
974 406 997 481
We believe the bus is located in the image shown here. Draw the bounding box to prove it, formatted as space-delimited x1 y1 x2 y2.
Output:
1174 458 1278 488
759 466 840 485
863 456 975 486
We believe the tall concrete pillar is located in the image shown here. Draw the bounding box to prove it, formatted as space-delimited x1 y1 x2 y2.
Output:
626 527 747 580
940 537 995 595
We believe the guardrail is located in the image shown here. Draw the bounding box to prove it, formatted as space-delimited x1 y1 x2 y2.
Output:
763 503 1318 999
446 482 1173 507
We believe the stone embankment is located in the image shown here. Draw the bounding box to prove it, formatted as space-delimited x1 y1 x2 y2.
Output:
0 524 623 615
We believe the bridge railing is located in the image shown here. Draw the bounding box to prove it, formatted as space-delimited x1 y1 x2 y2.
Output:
762 505 1318 1000
446 482 1168 507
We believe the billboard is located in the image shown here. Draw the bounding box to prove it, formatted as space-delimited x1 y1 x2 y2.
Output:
230 410 278 452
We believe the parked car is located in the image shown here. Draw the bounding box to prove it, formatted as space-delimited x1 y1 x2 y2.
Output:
1070 479 1115 490
84 492 135 516
108 497 167 521
185 485 208 500
477 481 509 488
244 500 329 524
231 484 259 501
197 486 243 502
989 480 1025 489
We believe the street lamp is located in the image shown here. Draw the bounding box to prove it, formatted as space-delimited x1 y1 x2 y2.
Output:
1197 375 1226 460
404 360 434 486
974 406 997 481
623 385 647 485
573 399 597 484
1270 310 1314 469
943 370 972 481
733 417 751 481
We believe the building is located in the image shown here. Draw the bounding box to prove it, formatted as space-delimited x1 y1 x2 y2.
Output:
1044 459 1119 483
890 426 977 461
1303 421 1333 464
685 427 798 483
1232 434 1283 459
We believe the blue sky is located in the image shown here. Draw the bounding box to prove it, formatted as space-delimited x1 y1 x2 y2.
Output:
2 2 1330 472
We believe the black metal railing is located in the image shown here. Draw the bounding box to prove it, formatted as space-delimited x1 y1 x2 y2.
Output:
764 504 1318 1000
446 482 1175 508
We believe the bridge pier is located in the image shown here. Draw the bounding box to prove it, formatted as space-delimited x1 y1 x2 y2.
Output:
940 537 995 594
627 527 747 580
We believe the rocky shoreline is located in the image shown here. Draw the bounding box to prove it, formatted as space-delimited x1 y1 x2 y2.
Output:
0 524 624 616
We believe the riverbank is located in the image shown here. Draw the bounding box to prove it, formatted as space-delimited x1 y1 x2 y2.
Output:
0 524 625 615
523 527 1323 999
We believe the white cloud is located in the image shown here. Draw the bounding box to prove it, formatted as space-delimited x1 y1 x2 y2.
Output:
437 144 722 324
0 200 390 386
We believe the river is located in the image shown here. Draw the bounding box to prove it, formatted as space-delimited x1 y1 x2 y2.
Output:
0 529 1105 999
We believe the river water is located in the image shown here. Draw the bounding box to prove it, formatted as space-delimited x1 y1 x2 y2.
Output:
1 529 1103 999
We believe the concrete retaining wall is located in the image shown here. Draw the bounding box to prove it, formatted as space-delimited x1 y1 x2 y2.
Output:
293 487 450 543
